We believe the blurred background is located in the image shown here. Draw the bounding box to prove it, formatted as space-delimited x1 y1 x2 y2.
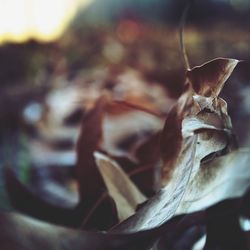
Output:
0 0 250 209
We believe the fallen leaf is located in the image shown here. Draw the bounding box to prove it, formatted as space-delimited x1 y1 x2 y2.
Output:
0 210 178 250
111 58 240 233
112 135 197 232
130 132 162 195
101 100 164 159
186 58 239 97
177 149 250 214
2 189 249 250
76 95 108 201
94 152 146 221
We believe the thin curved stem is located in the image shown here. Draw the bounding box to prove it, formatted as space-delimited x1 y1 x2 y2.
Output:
179 1 192 70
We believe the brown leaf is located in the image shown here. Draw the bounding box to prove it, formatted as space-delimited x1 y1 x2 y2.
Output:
112 58 239 232
101 100 164 158
160 104 183 166
107 100 162 117
130 132 162 195
0 212 156 250
0 212 74 250
76 95 108 201
112 136 198 232
133 132 161 165
0 209 192 250
94 152 146 221
187 58 239 97
160 85 193 178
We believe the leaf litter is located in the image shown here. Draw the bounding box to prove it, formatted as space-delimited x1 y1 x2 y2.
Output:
1 55 249 250
0 19 249 249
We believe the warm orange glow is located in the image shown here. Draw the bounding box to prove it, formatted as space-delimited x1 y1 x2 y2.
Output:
0 0 93 44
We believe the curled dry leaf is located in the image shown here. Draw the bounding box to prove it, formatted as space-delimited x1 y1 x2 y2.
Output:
6 94 163 230
0 212 108 250
94 152 146 222
113 136 197 232
186 57 239 97
182 112 230 164
1 190 249 250
112 57 240 232
0 212 124 250
0 209 182 250
3 56 247 249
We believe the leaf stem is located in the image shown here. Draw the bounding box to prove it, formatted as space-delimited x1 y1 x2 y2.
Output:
179 1 192 70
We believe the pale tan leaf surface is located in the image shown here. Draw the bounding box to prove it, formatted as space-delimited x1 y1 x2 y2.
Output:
182 115 224 138
94 152 146 221
112 136 198 231
182 111 230 163
176 149 250 214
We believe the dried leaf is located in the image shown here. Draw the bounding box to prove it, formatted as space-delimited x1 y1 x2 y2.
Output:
76 95 108 200
160 104 183 167
108 100 163 117
187 57 239 97
112 58 240 233
102 100 164 158
133 132 161 165
0 212 155 250
176 149 250 214
112 136 198 232
0 212 74 250
182 111 230 163
2 189 248 250
94 152 146 221
130 132 162 195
